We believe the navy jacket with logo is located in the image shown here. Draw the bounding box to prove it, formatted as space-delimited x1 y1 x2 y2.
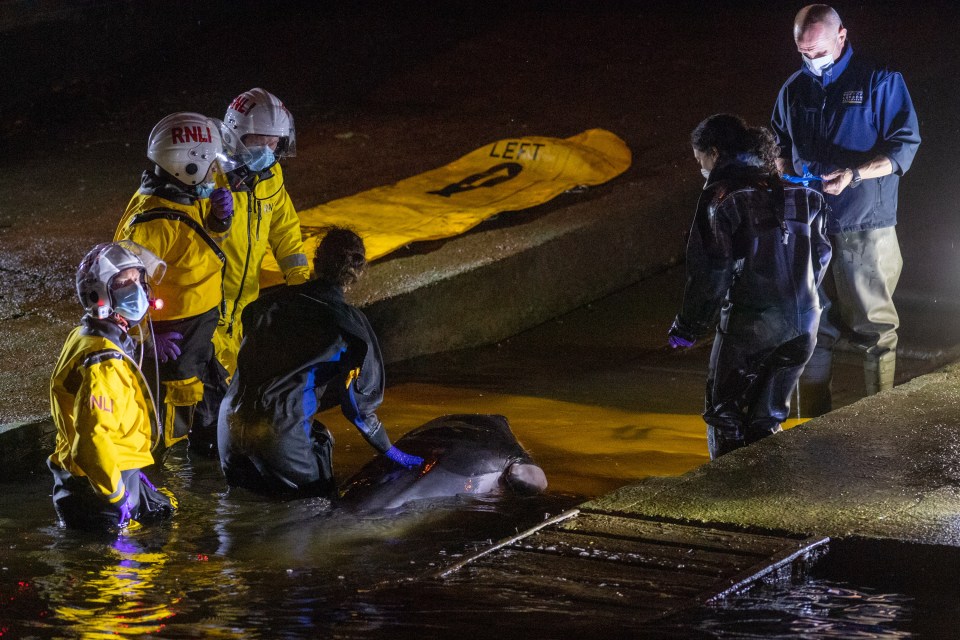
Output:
771 44 920 234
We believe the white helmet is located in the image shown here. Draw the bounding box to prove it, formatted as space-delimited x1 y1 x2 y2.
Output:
147 112 228 186
224 88 296 158
76 241 166 319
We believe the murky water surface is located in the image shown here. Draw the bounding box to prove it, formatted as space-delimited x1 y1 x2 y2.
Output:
2 272 952 637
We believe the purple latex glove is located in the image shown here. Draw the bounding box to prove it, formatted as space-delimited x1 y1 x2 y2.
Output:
115 491 135 528
209 187 234 220
385 446 425 470
139 471 157 491
153 331 183 363
667 319 697 350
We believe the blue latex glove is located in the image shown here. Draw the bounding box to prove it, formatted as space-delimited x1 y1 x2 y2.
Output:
782 164 823 186
384 446 424 470
153 331 183 363
209 187 234 220
667 319 697 349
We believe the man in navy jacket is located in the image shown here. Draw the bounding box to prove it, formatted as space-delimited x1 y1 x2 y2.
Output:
771 4 920 413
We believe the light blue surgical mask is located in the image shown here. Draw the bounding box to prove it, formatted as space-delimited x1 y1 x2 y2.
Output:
195 181 215 199
803 52 834 77
700 167 711 180
246 146 276 173
112 282 150 323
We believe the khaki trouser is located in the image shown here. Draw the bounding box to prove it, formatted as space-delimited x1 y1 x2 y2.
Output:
832 227 902 354
799 227 903 414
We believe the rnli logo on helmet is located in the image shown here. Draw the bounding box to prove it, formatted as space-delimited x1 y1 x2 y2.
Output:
842 90 864 105
170 126 214 145
230 95 257 114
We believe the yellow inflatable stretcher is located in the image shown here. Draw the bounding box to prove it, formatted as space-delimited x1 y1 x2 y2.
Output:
261 128 631 286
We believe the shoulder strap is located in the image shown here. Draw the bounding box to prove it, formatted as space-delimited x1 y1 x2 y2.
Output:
129 207 227 315
129 208 226 264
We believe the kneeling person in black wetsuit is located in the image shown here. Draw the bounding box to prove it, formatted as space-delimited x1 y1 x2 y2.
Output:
218 226 423 497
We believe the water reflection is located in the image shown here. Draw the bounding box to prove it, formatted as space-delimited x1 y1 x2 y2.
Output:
52 536 178 638
682 581 914 640
0 416 929 638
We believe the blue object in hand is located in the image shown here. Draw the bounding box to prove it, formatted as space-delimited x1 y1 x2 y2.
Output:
153 331 183 363
782 164 823 186
385 446 425 469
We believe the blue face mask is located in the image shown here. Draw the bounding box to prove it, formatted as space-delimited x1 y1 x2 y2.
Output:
195 181 215 199
246 146 276 173
112 282 150 323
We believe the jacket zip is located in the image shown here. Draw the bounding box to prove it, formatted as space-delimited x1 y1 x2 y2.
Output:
228 194 254 336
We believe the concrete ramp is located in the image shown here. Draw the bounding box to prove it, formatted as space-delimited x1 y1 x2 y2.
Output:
431 507 828 624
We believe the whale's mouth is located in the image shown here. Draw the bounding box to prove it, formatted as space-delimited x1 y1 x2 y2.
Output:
503 462 548 495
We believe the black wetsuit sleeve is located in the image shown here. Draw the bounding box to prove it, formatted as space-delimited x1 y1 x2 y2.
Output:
676 187 738 336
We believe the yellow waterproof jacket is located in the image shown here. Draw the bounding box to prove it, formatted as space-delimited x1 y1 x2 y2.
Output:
215 163 309 374
115 171 225 322
222 163 309 333
49 317 159 504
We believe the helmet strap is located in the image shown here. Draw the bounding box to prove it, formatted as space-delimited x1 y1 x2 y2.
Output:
111 313 130 332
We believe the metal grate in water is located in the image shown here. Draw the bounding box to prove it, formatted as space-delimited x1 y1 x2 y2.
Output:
432 507 829 624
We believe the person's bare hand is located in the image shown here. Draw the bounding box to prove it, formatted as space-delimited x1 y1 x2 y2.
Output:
821 169 852 195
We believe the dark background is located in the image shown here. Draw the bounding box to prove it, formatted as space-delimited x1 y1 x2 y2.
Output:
1 0 958 424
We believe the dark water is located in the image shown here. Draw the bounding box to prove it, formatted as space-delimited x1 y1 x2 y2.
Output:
0 453 930 639
4 269 958 638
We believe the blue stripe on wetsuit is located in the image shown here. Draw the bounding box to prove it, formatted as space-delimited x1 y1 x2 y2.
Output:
300 346 346 437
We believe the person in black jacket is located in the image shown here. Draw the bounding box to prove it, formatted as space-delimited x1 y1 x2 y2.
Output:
218 227 423 497
668 114 831 459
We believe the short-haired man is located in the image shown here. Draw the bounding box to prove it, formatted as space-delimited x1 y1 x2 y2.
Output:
771 4 920 414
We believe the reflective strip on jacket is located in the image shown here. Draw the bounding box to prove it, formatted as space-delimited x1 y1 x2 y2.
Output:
49 318 159 503
115 172 225 321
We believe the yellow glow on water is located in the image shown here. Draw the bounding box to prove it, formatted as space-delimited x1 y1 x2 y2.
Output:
54 541 178 638
321 383 812 498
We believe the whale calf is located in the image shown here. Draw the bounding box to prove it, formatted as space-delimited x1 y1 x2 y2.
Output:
339 414 547 512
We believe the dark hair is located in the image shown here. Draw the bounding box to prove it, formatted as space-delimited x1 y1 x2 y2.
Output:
690 113 778 173
313 226 367 288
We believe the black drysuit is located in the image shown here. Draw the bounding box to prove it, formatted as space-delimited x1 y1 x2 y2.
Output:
672 160 830 458
218 280 392 496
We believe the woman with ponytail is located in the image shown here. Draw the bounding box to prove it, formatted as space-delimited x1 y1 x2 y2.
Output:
218 226 423 497
668 114 832 459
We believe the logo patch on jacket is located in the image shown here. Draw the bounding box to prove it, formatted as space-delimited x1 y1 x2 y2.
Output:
90 394 115 413
842 90 864 105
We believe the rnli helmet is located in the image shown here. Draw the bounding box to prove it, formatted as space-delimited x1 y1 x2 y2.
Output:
76 241 166 319
223 88 296 158
146 112 231 186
